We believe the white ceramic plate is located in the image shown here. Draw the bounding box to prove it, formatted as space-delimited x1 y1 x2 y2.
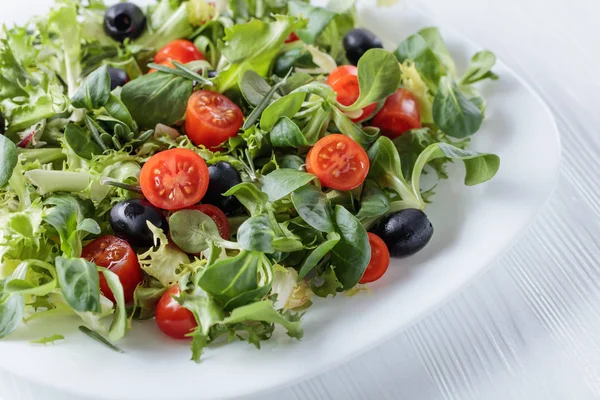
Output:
0 1 561 399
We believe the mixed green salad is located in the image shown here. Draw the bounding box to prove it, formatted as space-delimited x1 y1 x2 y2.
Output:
0 0 500 360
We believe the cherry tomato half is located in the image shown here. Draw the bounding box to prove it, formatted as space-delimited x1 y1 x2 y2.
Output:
156 285 197 340
188 204 231 239
185 90 244 148
306 134 369 191
360 233 390 284
326 65 377 123
285 32 300 43
82 236 142 304
140 148 209 211
371 88 421 139
154 39 205 65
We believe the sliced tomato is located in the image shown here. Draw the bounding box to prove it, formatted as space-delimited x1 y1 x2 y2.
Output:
82 236 142 304
140 148 209 211
187 204 230 239
156 285 197 340
154 39 205 65
326 65 377 123
360 233 390 284
371 88 421 139
306 134 369 191
185 90 244 148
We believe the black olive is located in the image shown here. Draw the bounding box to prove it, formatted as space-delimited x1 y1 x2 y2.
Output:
108 67 129 90
109 199 168 247
202 162 242 214
343 28 384 66
104 3 147 43
0 110 5 135
374 209 433 258
207 70 218 78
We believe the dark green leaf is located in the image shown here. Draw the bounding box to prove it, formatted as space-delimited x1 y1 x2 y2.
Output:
395 34 442 91
221 300 303 339
0 291 24 338
0 134 17 187
224 183 268 216
291 185 335 233
170 210 239 253
270 117 309 147
274 48 317 77
417 27 456 77
262 168 316 202
433 77 484 138
237 215 275 253
330 206 371 290
72 65 111 110
310 265 342 298
99 268 128 341
240 70 279 107
298 232 340 279
104 94 136 130
260 91 306 131
277 154 304 170
56 257 101 313
289 1 336 44
331 107 379 148
356 180 391 221
460 50 499 85
79 326 124 353
65 124 103 160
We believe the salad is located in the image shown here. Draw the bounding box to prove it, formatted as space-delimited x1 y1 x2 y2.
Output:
0 0 501 360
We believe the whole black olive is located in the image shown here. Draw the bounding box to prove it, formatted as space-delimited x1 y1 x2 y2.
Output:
202 162 242 214
374 209 433 258
343 28 384 66
207 70 218 78
104 3 147 43
0 110 5 135
109 199 168 247
108 67 129 90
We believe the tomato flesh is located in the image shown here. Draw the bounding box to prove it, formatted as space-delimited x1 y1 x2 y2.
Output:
285 32 300 43
326 66 377 123
188 204 231 239
154 39 205 65
360 233 390 284
140 148 209 211
156 286 197 340
371 88 421 139
185 90 244 149
82 236 143 304
306 134 369 191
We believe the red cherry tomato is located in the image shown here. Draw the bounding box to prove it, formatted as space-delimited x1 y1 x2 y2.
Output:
82 236 142 304
140 148 209 211
306 134 369 191
371 88 421 139
360 233 390 284
154 40 205 65
326 66 377 123
187 204 231 239
185 90 244 148
156 285 197 340
285 32 300 43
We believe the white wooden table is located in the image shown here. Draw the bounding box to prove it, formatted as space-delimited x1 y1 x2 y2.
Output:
3 0 600 399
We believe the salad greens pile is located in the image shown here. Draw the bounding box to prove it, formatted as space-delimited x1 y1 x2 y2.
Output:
0 0 500 361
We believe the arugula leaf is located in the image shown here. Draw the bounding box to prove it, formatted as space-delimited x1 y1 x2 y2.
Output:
289 1 336 45
343 49 401 112
0 135 17 187
261 168 316 202
55 257 101 314
291 185 335 233
120 72 193 130
221 300 303 339
298 232 340 279
330 205 371 290
30 335 65 345
260 92 307 131
270 117 309 147
71 65 111 110
433 77 484 138
460 50 499 85
224 182 268 216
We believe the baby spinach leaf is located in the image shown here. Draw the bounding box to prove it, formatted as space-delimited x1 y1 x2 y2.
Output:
274 47 318 77
170 210 240 253
412 143 500 196
0 134 17 187
260 91 306 131
288 1 336 45
224 183 268 216
222 300 303 339
345 49 400 112
99 268 128 342
65 124 103 160
270 117 309 147
291 185 335 233
330 205 371 290
331 107 379 148
356 180 391 221
433 77 484 138
237 215 275 253
262 168 316 202
277 154 305 170
104 94 136 131
55 257 101 313
417 27 456 77
71 65 111 110
460 50 499 85
121 72 193 129
199 251 273 307
298 232 341 279
395 34 442 91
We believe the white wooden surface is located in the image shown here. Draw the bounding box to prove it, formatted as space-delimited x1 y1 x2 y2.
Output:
2 0 600 399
